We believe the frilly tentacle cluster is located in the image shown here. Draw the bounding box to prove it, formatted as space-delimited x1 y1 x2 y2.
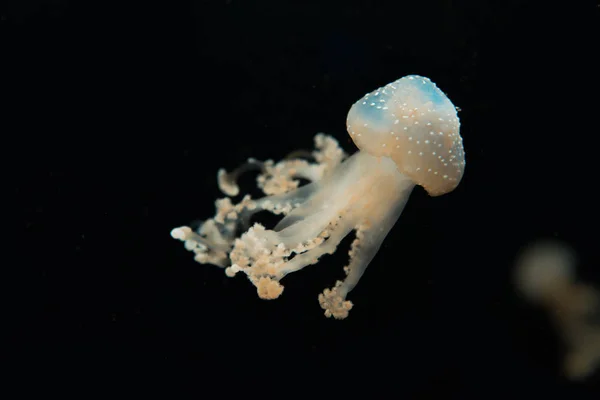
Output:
171 134 371 318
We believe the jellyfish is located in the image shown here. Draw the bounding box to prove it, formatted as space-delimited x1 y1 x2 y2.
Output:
514 240 600 380
171 75 466 319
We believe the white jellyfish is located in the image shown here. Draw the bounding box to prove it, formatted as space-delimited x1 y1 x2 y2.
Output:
514 240 600 380
171 75 466 319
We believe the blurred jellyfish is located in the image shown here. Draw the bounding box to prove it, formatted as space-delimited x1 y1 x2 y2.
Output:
172 75 465 319
514 240 600 380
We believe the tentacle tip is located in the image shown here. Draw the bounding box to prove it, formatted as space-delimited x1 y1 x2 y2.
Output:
171 226 191 240
255 277 284 299
225 264 241 277
218 168 240 196
318 287 353 320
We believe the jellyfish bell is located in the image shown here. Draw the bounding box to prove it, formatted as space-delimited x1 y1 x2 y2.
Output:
346 75 465 197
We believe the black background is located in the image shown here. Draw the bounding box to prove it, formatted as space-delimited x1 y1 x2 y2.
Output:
7 0 600 397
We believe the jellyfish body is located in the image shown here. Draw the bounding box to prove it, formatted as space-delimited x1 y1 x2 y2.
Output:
171 75 465 319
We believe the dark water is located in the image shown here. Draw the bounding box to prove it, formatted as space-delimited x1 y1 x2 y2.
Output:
7 0 599 396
